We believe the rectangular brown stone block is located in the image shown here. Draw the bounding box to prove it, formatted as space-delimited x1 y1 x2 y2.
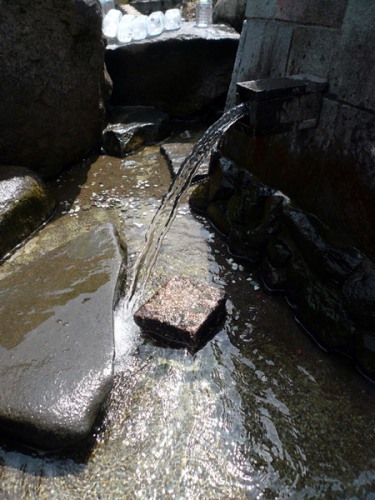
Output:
134 276 227 351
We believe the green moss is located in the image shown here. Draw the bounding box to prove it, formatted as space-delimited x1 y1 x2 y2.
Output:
0 183 55 260
206 200 231 235
189 180 210 213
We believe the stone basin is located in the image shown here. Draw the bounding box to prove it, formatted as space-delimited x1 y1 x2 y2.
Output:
105 22 240 116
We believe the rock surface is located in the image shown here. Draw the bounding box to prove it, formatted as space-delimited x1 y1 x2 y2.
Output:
102 107 171 156
126 0 179 15
105 22 240 116
190 151 375 379
0 0 108 178
134 276 227 350
0 166 56 261
160 142 210 180
0 223 125 450
213 0 247 32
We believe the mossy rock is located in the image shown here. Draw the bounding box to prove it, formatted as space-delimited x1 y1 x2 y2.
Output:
189 179 210 213
287 256 355 353
0 166 56 260
355 333 375 380
206 200 231 235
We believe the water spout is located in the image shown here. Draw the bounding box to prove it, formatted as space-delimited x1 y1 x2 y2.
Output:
236 74 328 134
124 102 249 312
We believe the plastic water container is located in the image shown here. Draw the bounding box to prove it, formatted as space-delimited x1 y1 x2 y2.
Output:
102 9 122 39
132 15 148 41
117 14 135 44
147 11 165 37
164 9 182 31
195 0 212 27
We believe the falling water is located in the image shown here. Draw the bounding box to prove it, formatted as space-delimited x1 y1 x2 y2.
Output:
125 102 248 311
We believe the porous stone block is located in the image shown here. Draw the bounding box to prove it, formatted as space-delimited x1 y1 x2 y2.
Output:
286 27 339 79
312 104 375 261
328 1 375 112
134 276 227 350
275 0 347 28
226 19 293 108
245 0 276 19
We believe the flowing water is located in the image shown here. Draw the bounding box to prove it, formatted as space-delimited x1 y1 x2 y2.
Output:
0 109 374 498
125 102 248 311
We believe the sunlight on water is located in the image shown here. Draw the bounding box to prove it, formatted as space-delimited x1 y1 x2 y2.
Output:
0 111 374 499
125 103 248 310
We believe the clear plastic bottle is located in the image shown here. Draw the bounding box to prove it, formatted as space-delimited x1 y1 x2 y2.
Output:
195 0 212 28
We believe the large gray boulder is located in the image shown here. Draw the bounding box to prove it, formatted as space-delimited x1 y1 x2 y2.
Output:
0 223 125 450
0 166 56 261
105 22 240 116
213 0 247 32
0 0 108 179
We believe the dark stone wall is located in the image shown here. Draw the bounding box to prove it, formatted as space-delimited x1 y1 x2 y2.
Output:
225 0 375 261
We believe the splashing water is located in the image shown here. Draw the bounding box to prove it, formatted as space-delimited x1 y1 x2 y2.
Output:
124 103 248 312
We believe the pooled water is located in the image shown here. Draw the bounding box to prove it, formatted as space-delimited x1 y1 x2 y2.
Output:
0 110 373 498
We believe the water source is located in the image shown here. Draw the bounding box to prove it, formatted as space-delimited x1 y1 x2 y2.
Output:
0 112 374 498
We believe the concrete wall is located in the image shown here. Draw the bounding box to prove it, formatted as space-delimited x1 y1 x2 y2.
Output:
223 0 375 260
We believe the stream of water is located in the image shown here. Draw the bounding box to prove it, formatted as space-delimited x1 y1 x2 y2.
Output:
125 102 248 312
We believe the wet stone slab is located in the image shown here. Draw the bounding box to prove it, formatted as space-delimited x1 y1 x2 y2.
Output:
160 142 210 182
0 223 125 450
134 276 227 351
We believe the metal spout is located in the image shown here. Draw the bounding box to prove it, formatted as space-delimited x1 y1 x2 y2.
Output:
236 74 328 134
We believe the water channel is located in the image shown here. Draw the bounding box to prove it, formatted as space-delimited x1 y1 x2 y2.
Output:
0 117 374 498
